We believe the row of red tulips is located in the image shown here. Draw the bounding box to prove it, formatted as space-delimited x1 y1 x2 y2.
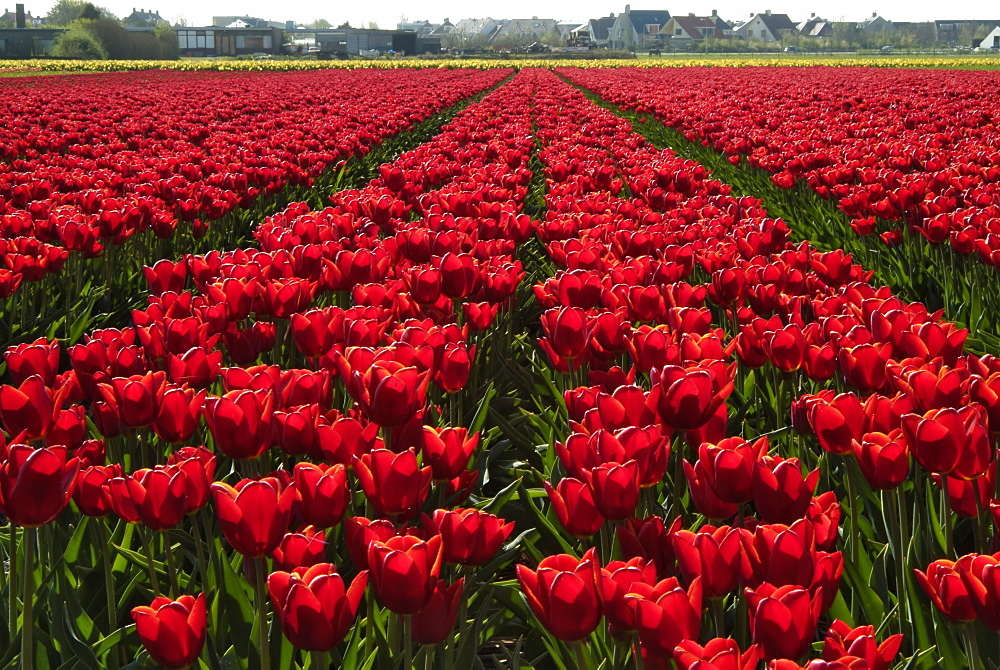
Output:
536 67 998 664
557 66 1000 260
0 68 509 349
0 67 548 669
556 66 1000 348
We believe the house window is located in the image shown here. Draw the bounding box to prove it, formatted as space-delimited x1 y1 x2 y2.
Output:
236 35 245 49
760 29 767 38
646 24 659 33
675 28 682 35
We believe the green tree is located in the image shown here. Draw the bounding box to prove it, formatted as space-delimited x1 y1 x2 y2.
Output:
45 0 116 26
51 21 107 57
337 20 352 29
78 3 101 20
84 16 131 57
310 18 331 29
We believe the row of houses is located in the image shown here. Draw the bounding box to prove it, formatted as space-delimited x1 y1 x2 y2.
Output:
411 7 1000 49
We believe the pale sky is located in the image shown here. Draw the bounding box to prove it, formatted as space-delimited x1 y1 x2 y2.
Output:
40 0 1000 30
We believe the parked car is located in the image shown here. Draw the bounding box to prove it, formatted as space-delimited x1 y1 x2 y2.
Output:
784 46 802 52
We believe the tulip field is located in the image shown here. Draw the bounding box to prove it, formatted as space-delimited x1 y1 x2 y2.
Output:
3 63 1000 670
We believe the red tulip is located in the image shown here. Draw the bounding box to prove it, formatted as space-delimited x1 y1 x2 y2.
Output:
959 552 1000 630
753 456 819 524
4 337 60 387
539 307 591 367
411 578 464 645
108 467 188 531
268 563 368 651
73 464 121 517
353 448 432 521
211 477 296 557
900 406 989 477
653 364 734 431
820 620 903 670
350 361 429 428
131 593 207 669
152 387 205 444
674 638 760 670
851 430 910 490
367 534 443 614
0 444 79 527
98 371 166 429
617 516 681 578
544 477 606 538
424 508 514 566
581 460 641 521
745 583 823 661
203 389 275 460
626 576 703 660
673 525 746 599
914 555 978 622
271 526 327 572
0 374 62 439
293 462 350 529
599 557 659 633
516 548 603 642
344 516 399 571
419 426 479 481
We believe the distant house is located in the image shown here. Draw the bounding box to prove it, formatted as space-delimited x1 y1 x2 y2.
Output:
797 14 833 38
177 25 283 56
0 7 42 26
735 11 797 42
979 25 1000 49
427 19 454 37
570 14 616 46
858 13 893 33
660 11 731 45
123 7 164 27
451 17 500 41
211 15 283 29
608 5 671 50
936 19 1000 45
493 17 558 42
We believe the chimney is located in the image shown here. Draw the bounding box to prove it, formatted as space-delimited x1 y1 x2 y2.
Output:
15 2 24 28
872 11 877 17
712 9 717 16
811 12 815 18
765 9 771 15
689 12 694 16
625 5 631 13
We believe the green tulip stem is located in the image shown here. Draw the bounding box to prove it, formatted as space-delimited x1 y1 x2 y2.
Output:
310 650 328 668
572 641 588 670
884 489 909 639
403 614 413 668
711 597 725 638
8 523 17 643
632 635 644 670
844 459 860 566
191 513 210 588
941 484 955 557
21 526 36 670
962 623 981 670
254 556 271 670
92 522 119 668
363 595 375 663
163 529 180 597
140 526 161 597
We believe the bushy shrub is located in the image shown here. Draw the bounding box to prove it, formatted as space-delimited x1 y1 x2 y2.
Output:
51 23 107 58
